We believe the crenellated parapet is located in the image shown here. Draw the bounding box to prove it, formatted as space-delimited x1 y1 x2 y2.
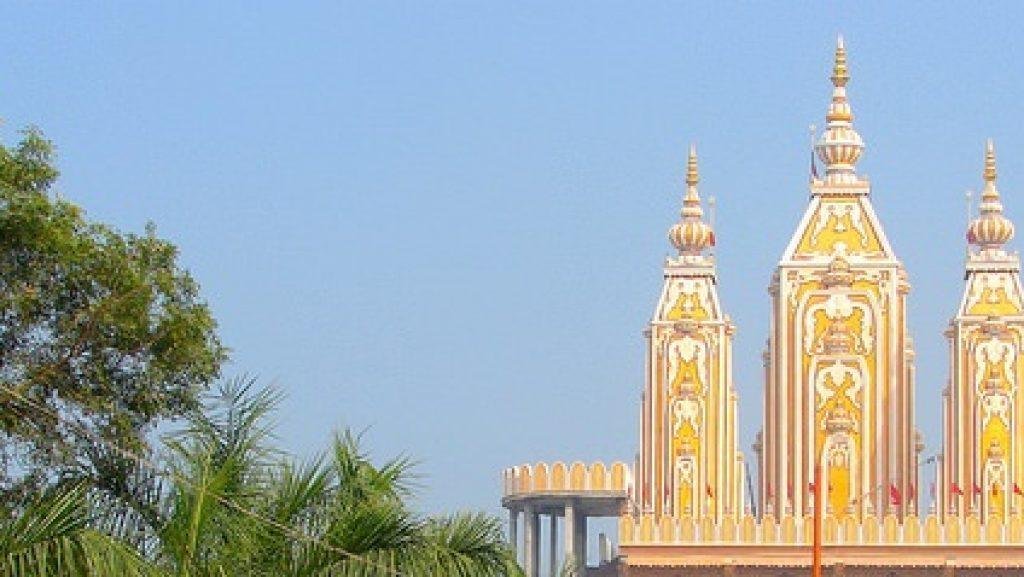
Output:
502 461 632 498
619 512 1024 546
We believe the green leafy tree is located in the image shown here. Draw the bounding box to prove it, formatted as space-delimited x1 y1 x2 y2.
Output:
0 127 227 502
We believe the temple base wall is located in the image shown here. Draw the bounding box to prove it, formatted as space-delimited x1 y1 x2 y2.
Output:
618 544 1024 575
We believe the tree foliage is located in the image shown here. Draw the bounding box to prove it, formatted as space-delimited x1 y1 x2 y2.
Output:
0 127 227 500
98 377 521 577
0 483 153 577
0 127 517 576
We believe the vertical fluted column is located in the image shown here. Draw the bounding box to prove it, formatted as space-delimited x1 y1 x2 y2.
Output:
508 508 518 562
548 514 557 577
574 512 588 569
523 505 539 577
564 501 579 574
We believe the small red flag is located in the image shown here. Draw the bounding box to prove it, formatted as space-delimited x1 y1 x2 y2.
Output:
1014 483 1023 497
889 484 902 506
951 482 965 496
973 483 983 496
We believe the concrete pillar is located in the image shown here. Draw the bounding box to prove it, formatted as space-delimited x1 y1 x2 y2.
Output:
548 514 557 577
574 513 587 569
564 501 579 573
508 508 518 562
524 506 539 577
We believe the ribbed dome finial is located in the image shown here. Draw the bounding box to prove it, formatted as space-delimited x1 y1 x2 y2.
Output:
968 139 1015 250
815 35 864 185
669 144 715 256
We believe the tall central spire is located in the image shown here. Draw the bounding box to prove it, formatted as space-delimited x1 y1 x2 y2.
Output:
816 36 865 185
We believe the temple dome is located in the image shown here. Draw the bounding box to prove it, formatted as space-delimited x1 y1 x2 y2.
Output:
815 36 865 184
967 140 1015 249
669 145 716 255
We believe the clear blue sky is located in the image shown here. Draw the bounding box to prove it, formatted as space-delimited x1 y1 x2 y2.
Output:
3 2 1022 517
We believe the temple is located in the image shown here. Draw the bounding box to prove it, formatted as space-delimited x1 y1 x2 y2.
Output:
501 38 1024 576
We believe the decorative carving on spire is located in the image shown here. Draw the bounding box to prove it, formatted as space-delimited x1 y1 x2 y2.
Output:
967 139 1015 250
823 318 855 355
822 255 855 288
815 36 865 185
825 404 855 433
669 145 716 256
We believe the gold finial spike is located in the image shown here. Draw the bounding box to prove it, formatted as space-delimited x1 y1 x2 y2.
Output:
984 138 997 183
831 35 849 88
686 143 699 187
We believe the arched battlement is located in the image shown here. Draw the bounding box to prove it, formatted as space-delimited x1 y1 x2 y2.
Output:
501 461 633 498
618 512 1024 547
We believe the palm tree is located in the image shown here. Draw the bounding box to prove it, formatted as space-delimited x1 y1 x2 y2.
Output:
153 377 279 577
150 377 521 577
3 377 521 577
257 430 520 576
0 483 153 577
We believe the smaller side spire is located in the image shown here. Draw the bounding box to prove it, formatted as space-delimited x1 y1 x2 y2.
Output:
968 139 1015 250
669 145 715 256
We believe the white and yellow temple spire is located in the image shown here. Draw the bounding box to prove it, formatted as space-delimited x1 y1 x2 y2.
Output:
638 144 743 521
760 36 920 521
941 140 1024 520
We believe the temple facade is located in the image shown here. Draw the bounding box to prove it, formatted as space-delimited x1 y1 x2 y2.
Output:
757 37 920 523
502 38 1024 576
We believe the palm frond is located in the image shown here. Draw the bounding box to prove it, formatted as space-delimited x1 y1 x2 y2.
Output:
0 483 156 577
330 430 418 505
413 512 521 577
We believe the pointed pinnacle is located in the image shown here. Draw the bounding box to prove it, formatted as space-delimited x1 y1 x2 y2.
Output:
832 35 849 88
686 143 699 187
984 138 997 183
